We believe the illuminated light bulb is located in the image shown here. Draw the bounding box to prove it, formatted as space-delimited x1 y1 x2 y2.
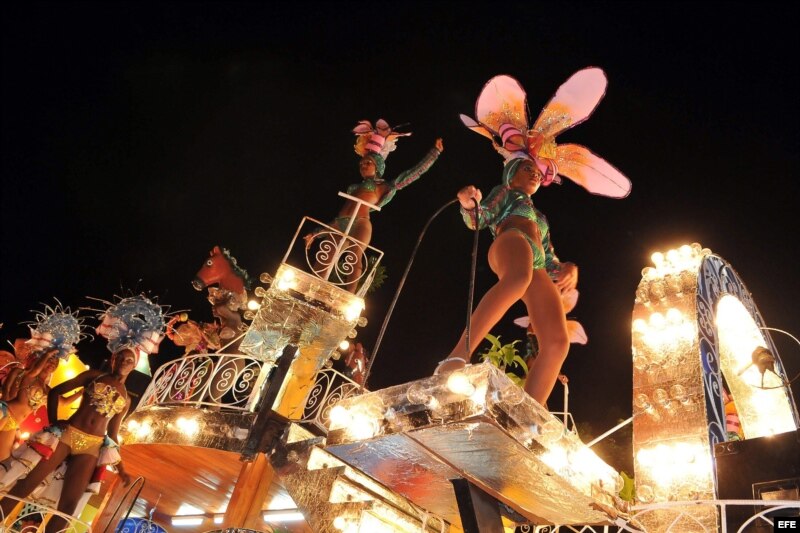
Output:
127 419 140 430
446 372 475 396
349 411 380 440
665 308 683 324
333 516 347 530
641 267 658 281
343 300 365 322
275 268 296 291
254 286 267 298
666 249 679 265
636 448 653 467
632 318 648 333
338 340 350 351
176 417 200 438
679 244 692 258
135 420 152 439
65 370 76 379
20 431 30 440
649 312 666 329
329 405 353 429
247 299 260 311
651 251 665 269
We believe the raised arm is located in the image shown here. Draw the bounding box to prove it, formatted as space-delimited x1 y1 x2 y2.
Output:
3 367 23 400
377 139 443 208
26 349 59 378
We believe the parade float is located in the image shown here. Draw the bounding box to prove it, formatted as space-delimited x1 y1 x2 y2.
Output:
2 74 798 533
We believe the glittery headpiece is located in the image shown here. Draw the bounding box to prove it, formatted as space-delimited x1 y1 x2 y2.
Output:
25 302 86 360
460 68 631 198
353 119 411 177
95 294 167 360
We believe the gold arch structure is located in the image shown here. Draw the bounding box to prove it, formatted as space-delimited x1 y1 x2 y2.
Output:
631 243 798 531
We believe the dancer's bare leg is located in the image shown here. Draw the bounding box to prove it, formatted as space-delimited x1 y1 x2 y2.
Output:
0 442 71 516
522 270 569 405
45 453 95 533
438 232 534 374
346 219 372 292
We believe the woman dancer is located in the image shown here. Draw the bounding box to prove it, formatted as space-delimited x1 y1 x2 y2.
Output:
0 304 83 461
1 294 166 531
307 120 442 289
437 68 630 405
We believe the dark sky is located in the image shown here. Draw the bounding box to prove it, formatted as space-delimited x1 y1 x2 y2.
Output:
2 2 798 446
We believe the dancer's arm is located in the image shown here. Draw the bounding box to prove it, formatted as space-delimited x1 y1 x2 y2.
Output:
459 184 506 230
378 139 443 207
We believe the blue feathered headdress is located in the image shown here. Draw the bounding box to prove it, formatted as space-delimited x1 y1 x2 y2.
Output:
25 302 86 360
95 295 166 358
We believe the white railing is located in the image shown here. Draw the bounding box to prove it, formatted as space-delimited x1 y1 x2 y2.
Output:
138 353 269 412
300 367 363 433
515 499 800 532
0 495 92 533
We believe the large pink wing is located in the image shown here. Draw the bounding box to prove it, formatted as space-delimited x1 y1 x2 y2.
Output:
532 67 607 139
475 75 528 134
556 143 631 198
460 114 495 141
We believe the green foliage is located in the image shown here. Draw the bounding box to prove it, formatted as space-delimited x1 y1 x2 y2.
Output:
619 471 635 502
367 264 387 293
479 334 529 386
356 257 387 294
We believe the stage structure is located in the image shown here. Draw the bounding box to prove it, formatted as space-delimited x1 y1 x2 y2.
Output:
631 243 799 532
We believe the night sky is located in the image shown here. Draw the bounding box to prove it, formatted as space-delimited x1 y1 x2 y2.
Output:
2 3 798 464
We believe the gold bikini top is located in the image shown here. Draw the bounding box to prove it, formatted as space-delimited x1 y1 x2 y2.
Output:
88 380 127 418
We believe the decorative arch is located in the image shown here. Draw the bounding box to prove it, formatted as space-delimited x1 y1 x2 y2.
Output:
630 244 798 531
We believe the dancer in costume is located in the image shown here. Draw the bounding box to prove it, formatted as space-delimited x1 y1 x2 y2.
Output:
306 120 443 289
437 68 630 405
0 304 84 461
0 294 166 532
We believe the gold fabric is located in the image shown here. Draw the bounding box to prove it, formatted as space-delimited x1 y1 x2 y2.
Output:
60 425 103 457
89 381 127 418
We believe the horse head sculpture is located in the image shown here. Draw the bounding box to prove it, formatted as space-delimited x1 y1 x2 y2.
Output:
193 246 252 297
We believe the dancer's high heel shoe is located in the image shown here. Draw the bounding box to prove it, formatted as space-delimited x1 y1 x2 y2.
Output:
433 356 468 376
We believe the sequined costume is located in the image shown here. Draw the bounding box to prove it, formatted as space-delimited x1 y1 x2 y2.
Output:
0 424 120 510
460 183 561 276
0 401 20 432
88 378 127 418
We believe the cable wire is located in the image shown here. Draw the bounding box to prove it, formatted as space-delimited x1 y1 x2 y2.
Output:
363 198 462 389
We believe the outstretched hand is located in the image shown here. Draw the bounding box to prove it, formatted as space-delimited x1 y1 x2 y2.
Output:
457 185 482 209
555 262 578 292
434 138 444 152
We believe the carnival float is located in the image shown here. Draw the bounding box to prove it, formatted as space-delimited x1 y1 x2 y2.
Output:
1 68 797 533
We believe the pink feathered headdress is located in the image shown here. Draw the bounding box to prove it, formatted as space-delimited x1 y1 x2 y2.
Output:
460 68 631 198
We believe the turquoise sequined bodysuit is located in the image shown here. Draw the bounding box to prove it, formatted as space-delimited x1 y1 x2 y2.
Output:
460 184 561 276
